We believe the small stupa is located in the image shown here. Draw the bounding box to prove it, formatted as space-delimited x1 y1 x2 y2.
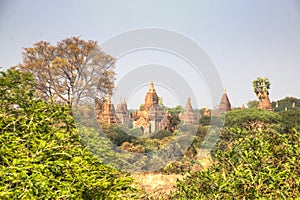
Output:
179 97 197 125
218 89 231 113
257 91 273 111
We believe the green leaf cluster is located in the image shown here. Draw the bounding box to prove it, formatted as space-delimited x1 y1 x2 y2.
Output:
174 127 300 199
0 69 137 199
174 109 300 199
224 108 282 129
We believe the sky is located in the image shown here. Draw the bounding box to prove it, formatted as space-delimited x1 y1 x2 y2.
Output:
1 0 300 109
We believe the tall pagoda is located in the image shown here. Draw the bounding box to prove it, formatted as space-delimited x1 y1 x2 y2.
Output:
132 82 165 134
179 97 197 125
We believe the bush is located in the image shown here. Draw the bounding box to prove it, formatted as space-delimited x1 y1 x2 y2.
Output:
174 127 300 199
150 130 173 140
224 108 282 129
0 70 137 199
103 125 136 146
279 110 300 133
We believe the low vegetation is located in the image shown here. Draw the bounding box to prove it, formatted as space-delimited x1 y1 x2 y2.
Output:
173 110 300 199
1 69 300 199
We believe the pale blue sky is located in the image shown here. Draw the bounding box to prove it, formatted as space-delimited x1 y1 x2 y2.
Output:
1 0 300 109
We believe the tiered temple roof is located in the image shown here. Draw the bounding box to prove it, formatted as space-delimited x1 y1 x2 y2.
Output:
96 94 119 125
144 82 159 110
133 82 165 134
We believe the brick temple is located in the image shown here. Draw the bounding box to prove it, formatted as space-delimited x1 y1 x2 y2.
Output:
179 97 198 125
95 82 234 132
96 82 178 133
218 89 232 113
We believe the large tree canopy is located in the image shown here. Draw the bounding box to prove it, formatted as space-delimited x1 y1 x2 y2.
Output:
18 37 116 107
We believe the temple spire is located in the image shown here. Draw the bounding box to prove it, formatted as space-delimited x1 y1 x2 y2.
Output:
106 94 111 103
149 81 155 91
179 97 197 125
218 89 231 113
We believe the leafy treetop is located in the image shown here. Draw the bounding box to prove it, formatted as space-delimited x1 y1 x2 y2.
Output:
252 77 271 99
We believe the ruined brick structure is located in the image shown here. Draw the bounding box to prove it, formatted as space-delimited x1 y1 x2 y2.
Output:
96 82 178 133
95 94 119 125
132 82 165 134
161 111 178 132
218 89 231 113
257 91 273 111
179 97 198 125
115 98 131 124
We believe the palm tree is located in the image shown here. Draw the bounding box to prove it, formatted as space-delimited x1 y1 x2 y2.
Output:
252 77 273 110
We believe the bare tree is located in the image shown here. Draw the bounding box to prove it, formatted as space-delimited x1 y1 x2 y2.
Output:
18 37 115 107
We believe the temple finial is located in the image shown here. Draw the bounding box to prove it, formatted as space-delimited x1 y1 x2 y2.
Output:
149 81 155 91
106 94 111 102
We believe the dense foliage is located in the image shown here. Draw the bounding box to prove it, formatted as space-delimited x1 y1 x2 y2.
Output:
174 127 300 199
224 108 282 129
279 109 300 133
272 96 300 112
174 107 300 199
0 70 137 199
247 100 259 108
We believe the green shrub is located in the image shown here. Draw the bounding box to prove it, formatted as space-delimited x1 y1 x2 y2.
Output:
174 127 300 199
279 109 300 133
0 70 137 199
224 108 282 129
103 125 136 146
150 130 173 140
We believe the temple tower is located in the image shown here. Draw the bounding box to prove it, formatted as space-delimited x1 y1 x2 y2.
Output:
218 89 231 113
133 82 165 134
97 94 119 125
115 98 131 124
144 81 159 110
179 97 197 125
